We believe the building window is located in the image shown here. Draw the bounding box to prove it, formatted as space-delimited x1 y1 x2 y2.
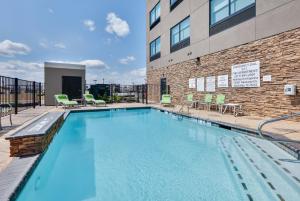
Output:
170 17 190 53
150 37 161 61
170 0 183 11
150 2 161 30
210 0 256 35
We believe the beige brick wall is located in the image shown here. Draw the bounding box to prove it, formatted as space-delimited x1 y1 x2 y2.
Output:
147 28 300 118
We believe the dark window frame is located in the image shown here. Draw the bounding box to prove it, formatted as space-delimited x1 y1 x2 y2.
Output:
150 37 161 62
149 1 161 30
170 16 190 53
209 0 256 36
170 0 183 11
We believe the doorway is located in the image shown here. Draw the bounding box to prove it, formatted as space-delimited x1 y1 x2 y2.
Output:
62 76 82 100
160 78 167 98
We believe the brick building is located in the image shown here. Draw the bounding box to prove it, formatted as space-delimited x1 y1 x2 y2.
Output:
146 0 300 117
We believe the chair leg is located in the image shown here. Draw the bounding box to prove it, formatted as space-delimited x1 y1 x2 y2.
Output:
9 113 12 126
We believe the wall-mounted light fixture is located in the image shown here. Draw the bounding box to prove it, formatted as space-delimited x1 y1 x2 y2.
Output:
196 57 201 65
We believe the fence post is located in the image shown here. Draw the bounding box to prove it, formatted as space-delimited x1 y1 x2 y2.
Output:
39 82 42 106
14 78 18 114
142 85 145 104
33 81 36 108
145 84 148 104
136 85 140 103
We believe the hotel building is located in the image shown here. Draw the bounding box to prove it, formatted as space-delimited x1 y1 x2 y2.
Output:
146 0 300 117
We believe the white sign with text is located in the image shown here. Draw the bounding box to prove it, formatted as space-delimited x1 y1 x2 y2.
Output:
189 78 196 89
206 76 216 92
231 61 260 88
263 75 272 82
218 75 229 88
197 77 205 92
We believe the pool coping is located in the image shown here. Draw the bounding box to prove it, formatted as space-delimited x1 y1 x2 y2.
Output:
0 105 299 201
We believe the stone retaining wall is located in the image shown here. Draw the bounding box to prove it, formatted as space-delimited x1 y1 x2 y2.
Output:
9 116 64 157
147 28 300 118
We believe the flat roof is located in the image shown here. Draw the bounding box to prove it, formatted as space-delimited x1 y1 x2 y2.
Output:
44 62 86 70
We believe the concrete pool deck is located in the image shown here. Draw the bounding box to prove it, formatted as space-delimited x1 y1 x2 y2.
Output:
0 103 300 174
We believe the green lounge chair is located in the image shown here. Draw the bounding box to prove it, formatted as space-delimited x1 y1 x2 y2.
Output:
54 94 78 108
214 94 225 113
84 94 106 106
186 94 197 108
198 94 213 110
161 94 172 106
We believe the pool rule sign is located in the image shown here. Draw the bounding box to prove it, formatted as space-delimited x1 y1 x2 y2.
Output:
231 61 260 87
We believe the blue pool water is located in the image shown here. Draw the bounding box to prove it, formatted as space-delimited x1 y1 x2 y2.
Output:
17 109 300 201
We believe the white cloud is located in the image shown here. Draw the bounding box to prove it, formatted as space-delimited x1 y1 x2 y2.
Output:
54 43 66 49
78 60 107 68
129 67 146 77
119 56 135 64
105 12 130 37
87 67 146 85
0 60 145 85
83 20 96 31
39 41 48 48
49 59 108 69
39 40 66 49
48 8 54 14
0 60 43 81
0 40 31 57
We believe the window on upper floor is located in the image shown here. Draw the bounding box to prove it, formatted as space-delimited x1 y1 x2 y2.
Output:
170 17 190 53
150 37 161 61
210 0 256 35
170 0 183 11
150 2 161 30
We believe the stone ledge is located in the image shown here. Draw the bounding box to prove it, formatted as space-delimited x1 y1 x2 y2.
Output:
5 112 64 157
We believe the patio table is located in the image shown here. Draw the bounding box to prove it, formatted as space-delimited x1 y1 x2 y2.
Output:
222 103 242 116
72 98 84 106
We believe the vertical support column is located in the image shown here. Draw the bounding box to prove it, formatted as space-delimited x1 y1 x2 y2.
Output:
39 82 42 106
14 78 18 114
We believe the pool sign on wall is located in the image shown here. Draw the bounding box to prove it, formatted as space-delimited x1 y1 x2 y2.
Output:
206 76 216 92
189 78 196 89
197 77 205 92
231 61 260 87
218 75 229 88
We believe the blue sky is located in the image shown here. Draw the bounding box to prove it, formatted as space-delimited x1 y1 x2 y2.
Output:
0 0 146 84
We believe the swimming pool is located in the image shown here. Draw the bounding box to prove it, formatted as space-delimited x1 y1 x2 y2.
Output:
16 108 300 201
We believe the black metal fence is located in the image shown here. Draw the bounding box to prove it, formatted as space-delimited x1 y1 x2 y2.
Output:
87 84 148 104
0 76 42 114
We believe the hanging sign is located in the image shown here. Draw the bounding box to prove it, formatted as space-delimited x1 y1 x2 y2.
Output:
189 78 196 89
206 76 216 92
197 77 205 92
218 75 229 88
231 61 260 88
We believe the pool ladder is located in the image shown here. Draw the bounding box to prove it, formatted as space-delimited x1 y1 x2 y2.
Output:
257 112 300 159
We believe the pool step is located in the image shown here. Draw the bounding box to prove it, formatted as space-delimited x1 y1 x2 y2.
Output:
220 137 277 201
232 136 300 201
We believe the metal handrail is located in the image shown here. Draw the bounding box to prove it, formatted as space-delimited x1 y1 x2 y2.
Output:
257 112 300 144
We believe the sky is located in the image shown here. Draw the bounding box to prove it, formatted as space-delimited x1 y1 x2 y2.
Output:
0 0 146 84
